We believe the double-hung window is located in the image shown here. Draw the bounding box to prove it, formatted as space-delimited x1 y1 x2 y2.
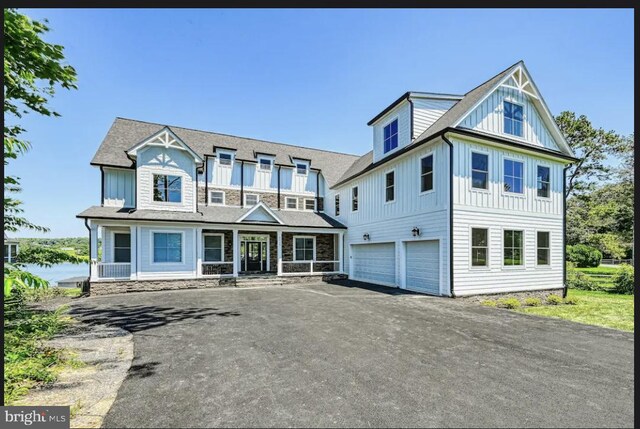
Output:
383 119 399 153
294 237 315 261
218 153 232 166
537 231 550 265
503 159 524 194
204 234 223 262
420 155 434 193
385 171 395 202
296 163 308 175
503 230 523 266
351 186 358 211
210 191 225 205
245 194 259 207
471 228 488 267
335 195 340 216
153 174 182 203
153 232 182 263
113 233 131 263
537 166 550 198
259 158 272 171
504 101 523 137
472 152 489 190
285 197 298 210
304 199 315 211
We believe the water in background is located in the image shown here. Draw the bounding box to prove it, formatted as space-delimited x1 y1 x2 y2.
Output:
24 262 89 286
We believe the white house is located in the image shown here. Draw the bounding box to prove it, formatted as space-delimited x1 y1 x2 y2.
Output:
78 61 576 296
4 233 19 263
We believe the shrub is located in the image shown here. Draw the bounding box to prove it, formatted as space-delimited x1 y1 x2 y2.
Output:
566 263 599 290
480 300 497 307
524 297 542 307
564 296 580 305
613 264 635 295
497 298 521 309
566 244 602 268
546 294 563 305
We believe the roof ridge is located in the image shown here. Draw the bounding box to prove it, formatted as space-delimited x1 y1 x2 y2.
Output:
461 60 523 96
114 117 361 158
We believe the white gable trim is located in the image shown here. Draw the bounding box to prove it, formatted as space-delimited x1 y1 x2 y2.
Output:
453 62 573 157
127 127 204 163
236 201 285 225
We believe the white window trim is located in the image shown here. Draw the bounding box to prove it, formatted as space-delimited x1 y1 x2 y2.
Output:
419 152 435 195
501 155 526 197
334 194 340 216
110 229 131 263
469 226 490 270
151 173 184 205
285 197 298 210
351 186 359 212
502 99 525 138
209 190 226 206
244 193 260 206
384 169 396 203
217 150 235 167
536 230 551 267
501 228 525 269
294 161 309 176
258 157 273 171
470 150 490 192
293 235 316 262
303 198 316 211
382 117 400 155
150 230 185 265
535 163 552 200
203 233 225 263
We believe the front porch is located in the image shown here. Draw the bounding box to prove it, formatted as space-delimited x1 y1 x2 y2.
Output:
88 223 344 282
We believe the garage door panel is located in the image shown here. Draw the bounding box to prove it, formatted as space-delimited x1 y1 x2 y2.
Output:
352 243 396 286
406 240 439 295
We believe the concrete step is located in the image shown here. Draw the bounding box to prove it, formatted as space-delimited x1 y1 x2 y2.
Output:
235 279 284 288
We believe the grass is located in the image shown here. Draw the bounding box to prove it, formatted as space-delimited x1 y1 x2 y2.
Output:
517 289 634 332
575 266 618 289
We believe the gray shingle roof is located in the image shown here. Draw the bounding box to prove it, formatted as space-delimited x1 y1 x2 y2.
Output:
91 118 360 187
77 206 346 229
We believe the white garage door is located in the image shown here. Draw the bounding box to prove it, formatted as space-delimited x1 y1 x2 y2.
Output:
351 243 396 286
405 240 440 295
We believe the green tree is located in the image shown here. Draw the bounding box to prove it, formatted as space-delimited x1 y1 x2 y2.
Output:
4 9 78 296
555 111 624 198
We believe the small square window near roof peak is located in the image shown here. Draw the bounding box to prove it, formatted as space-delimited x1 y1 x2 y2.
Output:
296 163 308 175
259 158 272 170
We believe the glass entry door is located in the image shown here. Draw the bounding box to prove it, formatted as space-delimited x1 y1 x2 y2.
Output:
240 235 268 273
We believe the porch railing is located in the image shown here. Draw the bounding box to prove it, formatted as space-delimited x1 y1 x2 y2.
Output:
97 262 131 279
202 262 234 276
280 260 340 274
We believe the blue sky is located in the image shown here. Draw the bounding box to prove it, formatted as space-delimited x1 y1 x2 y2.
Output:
10 8 634 238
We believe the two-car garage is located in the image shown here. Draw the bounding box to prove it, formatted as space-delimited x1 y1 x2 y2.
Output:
350 240 441 295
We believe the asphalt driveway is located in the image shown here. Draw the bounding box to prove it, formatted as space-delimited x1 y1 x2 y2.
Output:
69 281 634 428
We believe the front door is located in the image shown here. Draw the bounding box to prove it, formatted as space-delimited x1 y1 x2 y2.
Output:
245 241 263 271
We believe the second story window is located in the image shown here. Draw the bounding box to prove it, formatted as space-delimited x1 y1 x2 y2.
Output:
352 186 358 212
285 197 298 210
471 152 489 190
259 158 272 171
383 119 399 153
420 154 433 193
218 153 233 166
537 165 550 198
245 194 259 207
504 101 523 137
304 199 315 211
153 174 182 203
335 195 340 216
504 159 524 194
210 191 225 205
385 171 395 202
296 163 308 175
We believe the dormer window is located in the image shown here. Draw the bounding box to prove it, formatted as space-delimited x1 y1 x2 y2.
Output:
259 158 272 171
296 163 308 175
383 119 399 153
219 153 233 166
504 101 523 137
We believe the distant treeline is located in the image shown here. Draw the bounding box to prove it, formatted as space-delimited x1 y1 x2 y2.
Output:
16 237 101 257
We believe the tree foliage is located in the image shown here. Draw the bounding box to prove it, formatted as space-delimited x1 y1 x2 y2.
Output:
16 245 88 267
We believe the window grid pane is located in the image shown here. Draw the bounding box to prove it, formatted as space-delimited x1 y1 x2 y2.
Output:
471 153 489 189
385 172 394 202
504 101 524 137
335 195 340 216
471 228 488 267
537 166 550 198
503 230 523 266
383 119 399 153
294 237 314 261
503 160 524 193
154 233 182 263
537 231 550 265
421 155 434 192
352 187 358 211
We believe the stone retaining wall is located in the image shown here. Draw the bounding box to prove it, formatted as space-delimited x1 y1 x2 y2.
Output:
456 288 565 303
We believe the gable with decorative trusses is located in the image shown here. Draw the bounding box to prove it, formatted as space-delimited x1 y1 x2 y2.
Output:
126 127 203 163
455 63 570 154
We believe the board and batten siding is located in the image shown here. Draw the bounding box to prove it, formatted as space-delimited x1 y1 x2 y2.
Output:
138 226 196 279
136 146 197 212
100 226 130 263
103 167 135 208
459 86 559 151
372 100 411 163
412 98 458 139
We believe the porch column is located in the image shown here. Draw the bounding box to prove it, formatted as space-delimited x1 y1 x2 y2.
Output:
232 229 239 277
89 222 99 281
277 230 283 276
129 225 137 280
196 227 203 278
338 231 344 273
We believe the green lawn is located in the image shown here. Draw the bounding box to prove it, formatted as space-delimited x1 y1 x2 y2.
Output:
517 289 634 332
575 266 619 289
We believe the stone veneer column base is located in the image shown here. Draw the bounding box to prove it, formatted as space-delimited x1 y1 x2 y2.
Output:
455 288 565 302
89 274 348 296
